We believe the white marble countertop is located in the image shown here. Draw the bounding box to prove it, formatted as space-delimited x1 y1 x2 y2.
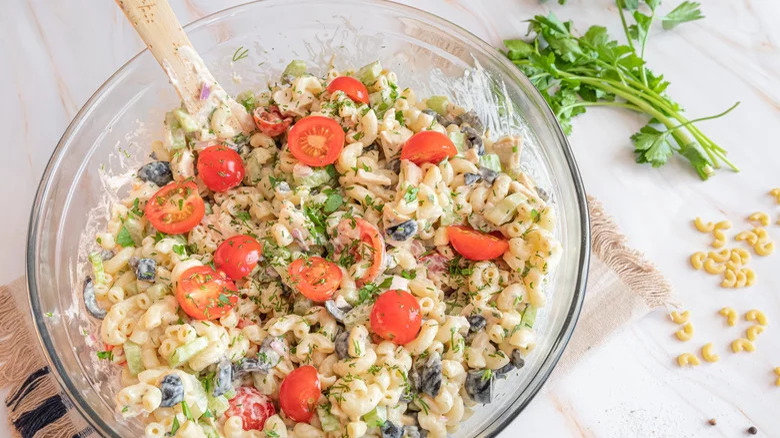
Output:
2 0 779 436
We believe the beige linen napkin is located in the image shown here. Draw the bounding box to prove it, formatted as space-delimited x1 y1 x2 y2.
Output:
0 196 670 437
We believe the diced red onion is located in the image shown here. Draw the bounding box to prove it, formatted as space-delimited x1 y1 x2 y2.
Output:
199 83 211 100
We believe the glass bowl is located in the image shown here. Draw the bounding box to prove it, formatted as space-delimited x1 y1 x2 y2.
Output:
26 0 589 436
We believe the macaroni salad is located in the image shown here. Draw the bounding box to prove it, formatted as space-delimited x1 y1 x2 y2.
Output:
85 59 562 438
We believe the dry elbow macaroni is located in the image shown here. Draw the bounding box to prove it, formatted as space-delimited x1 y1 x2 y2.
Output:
82 60 561 438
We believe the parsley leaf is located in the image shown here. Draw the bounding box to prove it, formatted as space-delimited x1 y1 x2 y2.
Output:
172 244 187 257
662 1 704 30
323 192 343 214
400 269 417 280
116 226 134 247
631 124 675 167
96 350 113 360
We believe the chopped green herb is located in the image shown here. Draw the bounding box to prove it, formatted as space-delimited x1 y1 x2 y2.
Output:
130 198 144 217
116 226 134 247
323 192 344 214
400 269 417 280
170 416 180 435
97 350 113 360
232 46 249 62
403 187 419 204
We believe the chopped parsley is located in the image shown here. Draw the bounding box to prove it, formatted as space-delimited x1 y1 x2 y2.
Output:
116 226 134 247
357 277 393 305
403 186 419 204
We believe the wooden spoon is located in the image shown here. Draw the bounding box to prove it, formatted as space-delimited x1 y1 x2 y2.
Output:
115 0 252 136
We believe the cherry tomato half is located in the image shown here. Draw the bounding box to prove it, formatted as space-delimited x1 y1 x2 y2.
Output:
287 116 345 167
447 226 509 261
326 76 369 104
145 181 205 234
400 131 457 165
253 105 292 137
197 145 245 193
370 290 422 345
226 386 276 430
354 218 385 286
175 266 238 320
279 365 321 422
288 257 342 302
214 235 263 280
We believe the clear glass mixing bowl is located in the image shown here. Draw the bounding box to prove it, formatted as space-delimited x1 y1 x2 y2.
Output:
26 1 589 436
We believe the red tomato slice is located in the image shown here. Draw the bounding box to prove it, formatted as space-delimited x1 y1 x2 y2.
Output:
226 387 276 430
336 218 386 287
287 116 345 167
196 145 245 193
288 257 342 302
279 365 321 422
400 131 457 165
326 76 369 104
175 266 238 320
370 290 422 345
214 235 263 280
447 226 509 261
354 218 385 286
145 181 205 234
253 105 293 137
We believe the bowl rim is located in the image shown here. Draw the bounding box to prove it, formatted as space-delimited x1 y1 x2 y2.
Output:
26 0 589 436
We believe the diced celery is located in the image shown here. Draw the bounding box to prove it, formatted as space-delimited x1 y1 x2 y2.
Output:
484 192 526 226
207 394 230 417
124 216 145 247
189 376 210 419
223 389 236 400
144 283 168 301
439 208 458 226
362 405 387 427
479 153 502 173
369 88 396 118
173 108 200 133
164 112 186 150
448 131 465 155
426 95 450 116
199 422 218 438
169 337 208 368
317 405 340 432
356 60 382 84
88 252 107 285
282 60 307 78
124 340 144 376
293 167 333 188
521 305 537 328
236 90 256 113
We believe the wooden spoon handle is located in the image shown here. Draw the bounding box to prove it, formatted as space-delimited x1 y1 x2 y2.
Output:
116 0 247 133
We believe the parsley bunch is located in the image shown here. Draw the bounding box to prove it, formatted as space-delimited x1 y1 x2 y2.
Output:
505 1 738 179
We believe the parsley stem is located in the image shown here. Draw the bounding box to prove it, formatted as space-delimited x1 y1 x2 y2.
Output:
617 1 637 53
600 73 734 161
555 101 642 118
560 73 706 164
559 72 738 171
638 7 657 87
